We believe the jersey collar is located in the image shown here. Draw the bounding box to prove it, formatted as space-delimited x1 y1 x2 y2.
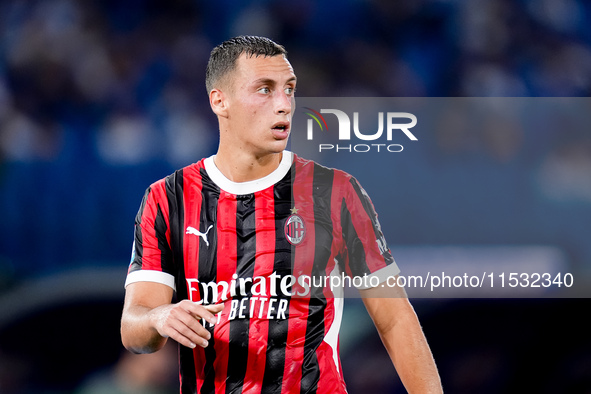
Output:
204 151 293 195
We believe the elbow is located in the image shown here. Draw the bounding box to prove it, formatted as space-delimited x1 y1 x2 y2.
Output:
121 330 165 354
120 317 165 354
120 321 141 354
120 330 140 354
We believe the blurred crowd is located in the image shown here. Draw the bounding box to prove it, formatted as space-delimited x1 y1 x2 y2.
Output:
2 0 590 280
0 0 591 280
1 1 591 393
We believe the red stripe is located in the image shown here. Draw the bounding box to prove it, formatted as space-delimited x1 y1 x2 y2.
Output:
212 190 238 393
332 172 344 262
183 164 203 288
316 302 346 390
139 179 170 271
181 163 206 391
310 165 347 392
155 182 171 243
281 159 316 393
314 169 347 391
325 172 344 287
242 187 276 391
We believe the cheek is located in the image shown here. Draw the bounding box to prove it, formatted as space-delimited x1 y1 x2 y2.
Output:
233 96 270 126
232 102 256 122
237 98 259 117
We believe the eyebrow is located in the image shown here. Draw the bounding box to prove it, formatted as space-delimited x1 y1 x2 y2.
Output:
253 76 297 86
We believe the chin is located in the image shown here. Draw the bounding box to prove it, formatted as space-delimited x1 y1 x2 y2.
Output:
268 140 289 153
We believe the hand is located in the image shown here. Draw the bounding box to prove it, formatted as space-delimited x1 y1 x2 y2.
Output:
149 301 224 349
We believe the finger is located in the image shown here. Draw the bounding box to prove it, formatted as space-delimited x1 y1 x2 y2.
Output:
182 301 222 325
173 309 213 338
168 326 209 349
204 303 225 314
166 318 212 349
201 304 224 325
159 304 213 344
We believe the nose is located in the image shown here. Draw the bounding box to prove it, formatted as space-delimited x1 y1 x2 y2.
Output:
275 91 293 115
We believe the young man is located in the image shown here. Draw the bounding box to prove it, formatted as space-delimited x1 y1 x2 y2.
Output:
121 36 442 393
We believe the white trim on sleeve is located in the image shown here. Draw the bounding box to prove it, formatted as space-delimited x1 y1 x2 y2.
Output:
355 261 401 290
124 270 176 291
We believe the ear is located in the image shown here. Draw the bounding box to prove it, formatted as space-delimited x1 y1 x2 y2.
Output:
209 88 229 118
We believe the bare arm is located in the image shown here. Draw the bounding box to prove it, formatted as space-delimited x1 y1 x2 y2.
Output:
121 281 223 354
361 281 442 393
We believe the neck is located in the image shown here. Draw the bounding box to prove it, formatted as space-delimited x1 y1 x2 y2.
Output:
213 147 283 183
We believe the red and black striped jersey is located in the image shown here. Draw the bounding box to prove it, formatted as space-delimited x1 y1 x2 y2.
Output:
126 151 399 394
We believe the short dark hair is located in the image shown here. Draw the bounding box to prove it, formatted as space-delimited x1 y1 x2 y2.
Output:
205 36 287 93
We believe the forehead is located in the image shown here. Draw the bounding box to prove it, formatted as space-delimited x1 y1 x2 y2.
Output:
234 53 296 85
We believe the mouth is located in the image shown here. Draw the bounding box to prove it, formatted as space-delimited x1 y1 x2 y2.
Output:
271 122 290 140
271 122 290 132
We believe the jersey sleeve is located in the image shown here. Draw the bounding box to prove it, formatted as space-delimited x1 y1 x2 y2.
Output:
125 181 176 290
339 175 399 289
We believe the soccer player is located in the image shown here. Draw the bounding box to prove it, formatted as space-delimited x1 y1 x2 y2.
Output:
121 36 442 393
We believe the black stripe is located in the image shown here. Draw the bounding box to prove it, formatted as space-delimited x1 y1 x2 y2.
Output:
310 164 334 293
198 168 220 284
165 171 184 281
261 168 293 393
300 298 326 394
136 186 151 225
179 346 197 394
301 164 334 394
349 178 381 243
154 204 171 273
131 187 151 271
235 193 257 279
348 177 394 266
226 192 256 394
340 200 370 277
199 168 220 394
161 170 197 394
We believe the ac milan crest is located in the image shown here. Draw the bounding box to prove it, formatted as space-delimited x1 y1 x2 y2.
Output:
284 207 306 245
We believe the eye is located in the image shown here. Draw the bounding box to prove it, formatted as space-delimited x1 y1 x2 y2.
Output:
258 87 271 94
285 86 296 96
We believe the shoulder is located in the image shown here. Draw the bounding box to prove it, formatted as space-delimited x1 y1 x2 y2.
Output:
147 158 207 197
292 154 354 185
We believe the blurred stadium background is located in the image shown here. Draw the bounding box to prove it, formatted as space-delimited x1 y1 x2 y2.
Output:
0 0 590 393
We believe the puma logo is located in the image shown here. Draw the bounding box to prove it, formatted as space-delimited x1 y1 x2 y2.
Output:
186 225 214 247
